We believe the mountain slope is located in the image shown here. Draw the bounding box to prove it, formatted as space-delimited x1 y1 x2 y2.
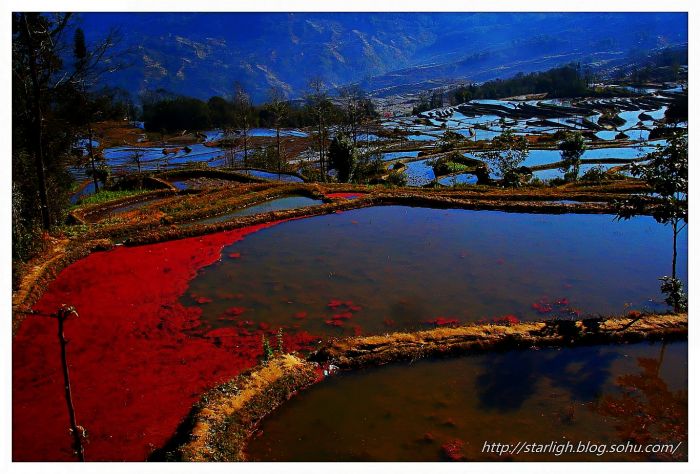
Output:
76 12 688 102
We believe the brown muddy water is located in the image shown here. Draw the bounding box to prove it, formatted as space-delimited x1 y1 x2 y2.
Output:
247 341 687 461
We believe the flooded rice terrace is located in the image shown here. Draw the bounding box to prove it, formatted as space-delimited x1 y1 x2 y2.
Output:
248 341 687 461
51 87 687 462
183 206 687 336
185 195 322 226
14 205 687 461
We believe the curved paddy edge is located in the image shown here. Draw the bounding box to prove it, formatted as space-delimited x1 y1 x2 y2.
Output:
168 354 320 462
171 313 687 462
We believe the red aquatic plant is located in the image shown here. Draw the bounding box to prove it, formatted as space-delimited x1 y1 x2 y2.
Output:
284 330 319 349
424 317 460 327
531 300 553 314
224 306 246 317
441 439 466 461
327 299 362 314
324 193 365 200
491 314 520 326
12 220 309 461
331 312 353 320
194 296 213 304
324 319 344 327
327 299 344 309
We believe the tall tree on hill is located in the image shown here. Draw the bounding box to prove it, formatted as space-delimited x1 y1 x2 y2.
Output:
73 28 101 193
481 127 529 187
266 87 289 176
13 13 121 236
338 85 363 146
69 25 123 194
232 83 253 169
558 131 586 181
615 130 688 312
14 13 72 230
305 78 331 181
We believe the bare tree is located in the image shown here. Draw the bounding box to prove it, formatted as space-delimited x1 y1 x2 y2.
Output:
15 13 71 229
130 149 144 187
266 87 289 176
14 13 124 229
232 83 252 170
338 85 364 146
305 78 331 181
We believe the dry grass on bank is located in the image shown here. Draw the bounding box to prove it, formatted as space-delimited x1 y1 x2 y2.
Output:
178 354 318 462
310 313 688 369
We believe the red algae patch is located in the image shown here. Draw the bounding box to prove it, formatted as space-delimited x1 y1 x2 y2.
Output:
423 317 460 327
491 314 520 326
441 439 466 461
12 220 320 461
325 192 365 200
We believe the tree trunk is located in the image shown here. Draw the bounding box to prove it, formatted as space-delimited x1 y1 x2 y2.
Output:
276 125 281 177
656 340 667 377
317 116 324 181
243 123 248 172
672 220 678 281
22 14 51 230
87 126 99 193
57 309 85 461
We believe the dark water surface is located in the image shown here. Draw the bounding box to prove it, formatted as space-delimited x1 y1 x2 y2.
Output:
247 341 687 461
181 206 687 337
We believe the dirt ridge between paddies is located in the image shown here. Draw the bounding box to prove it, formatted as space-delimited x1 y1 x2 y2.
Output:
168 354 320 462
173 312 686 462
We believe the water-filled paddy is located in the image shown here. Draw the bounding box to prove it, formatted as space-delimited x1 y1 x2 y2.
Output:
438 173 478 186
522 146 654 168
382 150 421 161
403 159 436 185
240 169 305 182
186 196 322 226
595 130 619 141
404 146 655 186
204 128 308 140
248 341 687 461
102 144 224 173
531 164 627 181
69 181 97 204
407 133 439 141
182 206 686 337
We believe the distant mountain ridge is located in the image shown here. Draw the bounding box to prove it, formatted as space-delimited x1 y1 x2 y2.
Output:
76 12 688 102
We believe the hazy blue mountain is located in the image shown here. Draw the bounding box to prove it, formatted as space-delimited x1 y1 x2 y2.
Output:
76 12 688 102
